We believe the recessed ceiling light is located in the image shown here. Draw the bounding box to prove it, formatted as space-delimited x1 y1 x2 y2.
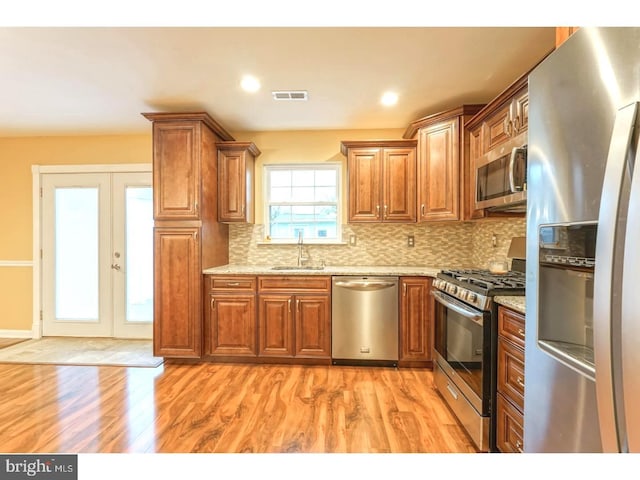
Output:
241 75 261 93
381 91 398 106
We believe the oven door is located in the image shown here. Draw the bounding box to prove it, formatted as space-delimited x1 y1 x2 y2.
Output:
433 289 491 415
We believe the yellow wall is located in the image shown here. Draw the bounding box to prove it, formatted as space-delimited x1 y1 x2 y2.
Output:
0 134 152 331
0 128 403 332
231 128 405 224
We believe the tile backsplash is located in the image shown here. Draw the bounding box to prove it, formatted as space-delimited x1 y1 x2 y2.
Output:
229 217 526 269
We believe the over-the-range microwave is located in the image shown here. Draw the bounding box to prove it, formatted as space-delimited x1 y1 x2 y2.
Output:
475 131 527 212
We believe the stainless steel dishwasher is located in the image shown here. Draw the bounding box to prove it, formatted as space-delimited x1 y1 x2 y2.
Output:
331 276 399 366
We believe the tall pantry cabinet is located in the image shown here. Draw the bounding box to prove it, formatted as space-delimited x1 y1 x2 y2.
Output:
143 112 235 358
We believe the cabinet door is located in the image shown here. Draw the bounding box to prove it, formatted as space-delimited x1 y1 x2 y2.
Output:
206 294 256 356
347 148 382 222
295 295 331 358
258 295 295 357
513 90 528 135
152 122 200 220
418 120 459 221
218 149 249 223
484 102 512 152
400 277 433 361
154 227 202 358
464 126 486 220
383 147 417 222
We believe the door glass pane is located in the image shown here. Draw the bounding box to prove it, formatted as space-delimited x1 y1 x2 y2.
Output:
55 188 99 320
125 187 153 322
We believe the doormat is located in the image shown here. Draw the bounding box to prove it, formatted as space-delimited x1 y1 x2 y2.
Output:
0 337 164 367
0 338 29 350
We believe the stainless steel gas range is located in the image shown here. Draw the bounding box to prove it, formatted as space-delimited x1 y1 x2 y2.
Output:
432 268 525 452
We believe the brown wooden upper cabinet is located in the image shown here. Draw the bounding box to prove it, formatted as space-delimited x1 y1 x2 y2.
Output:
143 112 234 221
217 142 261 223
465 69 533 220
555 27 580 48
341 140 417 223
483 86 528 153
403 105 484 222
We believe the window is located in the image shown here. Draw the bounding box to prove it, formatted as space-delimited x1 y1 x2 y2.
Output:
264 164 340 242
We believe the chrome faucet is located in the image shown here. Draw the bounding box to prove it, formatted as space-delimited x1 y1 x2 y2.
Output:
297 231 309 267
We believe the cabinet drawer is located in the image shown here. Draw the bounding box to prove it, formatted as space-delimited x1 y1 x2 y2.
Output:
208 275 257 292
496 393 524 453
497 337 525 411
258 276 331 293
498 306 525 349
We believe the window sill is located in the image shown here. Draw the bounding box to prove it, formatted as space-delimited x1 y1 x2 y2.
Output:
256 240 348 246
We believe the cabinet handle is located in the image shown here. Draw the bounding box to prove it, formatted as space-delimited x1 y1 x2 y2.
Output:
518 328 525 338
516 376 525 388
242 204 245 215
210 298 215 310
516 440 523 453
288 299 291 312
193 230 198 240
514 115 520 131
384 205 388 218
376 205 380 217
507 121 513 136
296 299 300 311
227 282 241 286
403 284 407 296
421 204 426 217
194 200 198 212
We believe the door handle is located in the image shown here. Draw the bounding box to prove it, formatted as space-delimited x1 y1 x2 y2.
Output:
111 264 121 271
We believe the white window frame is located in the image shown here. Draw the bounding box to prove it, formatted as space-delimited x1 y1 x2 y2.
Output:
263 163 342 244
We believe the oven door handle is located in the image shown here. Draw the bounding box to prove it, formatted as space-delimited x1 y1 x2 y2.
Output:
432 290 484 325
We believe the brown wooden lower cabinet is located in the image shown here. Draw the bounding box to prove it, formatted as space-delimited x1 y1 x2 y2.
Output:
258 294 331 359
496 392 524 453
205 294 257 356
496 305 526 453
399 277 434 367
154 227 202 358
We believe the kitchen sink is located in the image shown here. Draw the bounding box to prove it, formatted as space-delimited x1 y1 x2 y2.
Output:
270 265 325 271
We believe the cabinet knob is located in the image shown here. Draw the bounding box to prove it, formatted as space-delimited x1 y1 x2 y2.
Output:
516 376 525 388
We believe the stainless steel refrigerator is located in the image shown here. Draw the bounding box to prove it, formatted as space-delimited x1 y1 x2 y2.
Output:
526 27 640 453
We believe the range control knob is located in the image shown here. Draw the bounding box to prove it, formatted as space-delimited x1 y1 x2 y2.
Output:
467 293 477 303
449 285 458 295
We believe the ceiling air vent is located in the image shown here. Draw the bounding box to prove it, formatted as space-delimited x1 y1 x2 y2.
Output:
272 90 308 101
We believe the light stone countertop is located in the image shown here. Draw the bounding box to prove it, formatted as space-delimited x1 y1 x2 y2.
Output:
494 296 526 314
203 264 445 278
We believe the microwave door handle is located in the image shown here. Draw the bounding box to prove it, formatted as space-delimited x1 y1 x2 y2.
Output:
594 101 638 453
622 119 640 453
508 147 517 193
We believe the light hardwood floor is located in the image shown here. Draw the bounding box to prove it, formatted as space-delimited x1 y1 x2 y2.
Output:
0 362 478 453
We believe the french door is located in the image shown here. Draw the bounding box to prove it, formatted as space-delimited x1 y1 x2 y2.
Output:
41 172 153 338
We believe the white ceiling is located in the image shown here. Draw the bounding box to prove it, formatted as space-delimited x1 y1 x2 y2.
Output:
0 27 555 137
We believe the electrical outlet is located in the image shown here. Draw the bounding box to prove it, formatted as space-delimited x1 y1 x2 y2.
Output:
349 234 357 246
407 235 415 248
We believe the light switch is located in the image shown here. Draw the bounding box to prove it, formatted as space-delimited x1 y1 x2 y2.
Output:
349 234 357 246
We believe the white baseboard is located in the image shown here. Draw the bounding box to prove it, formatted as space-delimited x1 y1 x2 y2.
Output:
0 329 33 338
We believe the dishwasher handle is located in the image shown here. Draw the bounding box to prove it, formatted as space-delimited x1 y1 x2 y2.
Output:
333 280 397 291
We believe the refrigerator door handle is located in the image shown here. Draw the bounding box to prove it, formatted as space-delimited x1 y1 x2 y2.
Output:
622 120 640 453
594 101 638 453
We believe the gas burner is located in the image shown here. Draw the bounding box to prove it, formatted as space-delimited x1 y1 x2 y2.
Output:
436 268 526 299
